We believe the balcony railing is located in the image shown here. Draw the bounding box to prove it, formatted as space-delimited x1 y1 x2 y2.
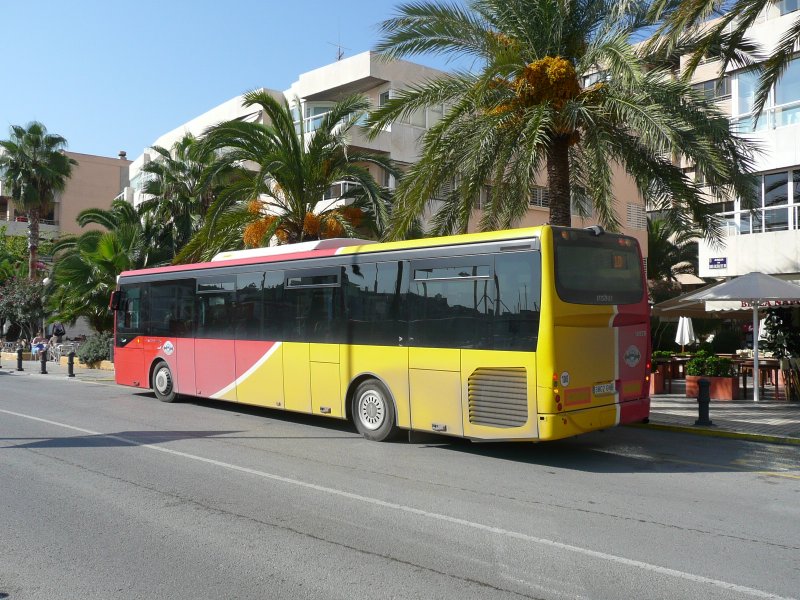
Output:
732 99 800 132
0 215 58 226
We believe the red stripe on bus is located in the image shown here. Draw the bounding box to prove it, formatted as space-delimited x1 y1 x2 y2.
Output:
119 248 340 278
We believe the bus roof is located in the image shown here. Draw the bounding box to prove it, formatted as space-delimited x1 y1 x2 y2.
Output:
118 225 552 279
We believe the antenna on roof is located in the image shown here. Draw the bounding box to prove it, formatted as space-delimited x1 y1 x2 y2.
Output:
327 31 350 61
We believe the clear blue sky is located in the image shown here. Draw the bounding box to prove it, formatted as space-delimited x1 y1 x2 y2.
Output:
1 0 461 159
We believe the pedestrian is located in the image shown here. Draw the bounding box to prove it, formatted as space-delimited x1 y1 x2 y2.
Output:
52 321 66 343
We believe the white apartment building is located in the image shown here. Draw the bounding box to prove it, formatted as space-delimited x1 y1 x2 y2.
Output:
127 51 649 252
127 53 447 208
692 4 800 281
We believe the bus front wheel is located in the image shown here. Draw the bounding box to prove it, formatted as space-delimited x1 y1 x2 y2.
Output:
152 362 177 403
352 379 399 442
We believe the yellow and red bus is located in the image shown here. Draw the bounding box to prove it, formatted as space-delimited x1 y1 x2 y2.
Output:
111 225 650 442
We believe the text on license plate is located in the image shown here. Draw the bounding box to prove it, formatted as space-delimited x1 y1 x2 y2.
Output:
593 382 616 396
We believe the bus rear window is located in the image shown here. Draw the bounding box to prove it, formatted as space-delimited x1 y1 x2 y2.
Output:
553 230 644 305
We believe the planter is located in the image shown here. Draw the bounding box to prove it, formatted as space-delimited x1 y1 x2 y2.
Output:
649 370 664 395
685 375 740 401
79 359 115 371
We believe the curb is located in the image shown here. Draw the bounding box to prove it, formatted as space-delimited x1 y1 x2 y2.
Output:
629 422 800 446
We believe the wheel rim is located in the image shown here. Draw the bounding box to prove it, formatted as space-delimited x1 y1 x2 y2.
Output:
357 389 385 431
154 367 172 396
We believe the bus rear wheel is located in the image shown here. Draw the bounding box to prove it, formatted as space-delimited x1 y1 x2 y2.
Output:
352 379 399 442
152 361 177 403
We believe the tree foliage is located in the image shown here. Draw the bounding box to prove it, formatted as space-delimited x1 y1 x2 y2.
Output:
138 134 231 259
46 199 171 332
0 122 75 277
368 0 757 241
0 276 45 341
178 91 397 263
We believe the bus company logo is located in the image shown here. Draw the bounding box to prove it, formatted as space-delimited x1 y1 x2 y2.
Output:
623 345 641 368
559 372 570 387
162 341 175 356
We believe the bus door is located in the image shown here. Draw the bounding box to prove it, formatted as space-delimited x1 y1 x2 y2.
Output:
406 257 496 437
115 283 145 388
341 261 411 428
147 279 196 396
195 276 237 401
283 268 342 416
233 271 284 409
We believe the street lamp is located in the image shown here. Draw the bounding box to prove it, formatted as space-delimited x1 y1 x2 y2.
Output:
42 277 51 337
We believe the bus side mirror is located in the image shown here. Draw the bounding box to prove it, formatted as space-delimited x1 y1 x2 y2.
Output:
109 290 123 311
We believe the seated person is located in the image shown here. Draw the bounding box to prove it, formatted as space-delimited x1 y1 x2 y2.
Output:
31 331 47 358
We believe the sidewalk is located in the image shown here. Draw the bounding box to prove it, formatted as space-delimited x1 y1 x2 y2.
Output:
0 354 115 383
645 378 800 445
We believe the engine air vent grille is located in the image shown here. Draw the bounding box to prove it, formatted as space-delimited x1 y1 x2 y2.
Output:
468 368 528 428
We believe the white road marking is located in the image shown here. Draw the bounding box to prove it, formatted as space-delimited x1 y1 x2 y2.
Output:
0 407 794 600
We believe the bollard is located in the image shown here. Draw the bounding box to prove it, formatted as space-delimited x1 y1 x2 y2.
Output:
40 350 48 374
695 378 713 426
16 347 23 371
67 351 75 378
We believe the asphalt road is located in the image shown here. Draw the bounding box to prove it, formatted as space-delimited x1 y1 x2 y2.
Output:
1 369 798 600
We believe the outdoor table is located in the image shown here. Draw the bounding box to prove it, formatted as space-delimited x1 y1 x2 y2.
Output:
655 356 690 393
738 358 782 400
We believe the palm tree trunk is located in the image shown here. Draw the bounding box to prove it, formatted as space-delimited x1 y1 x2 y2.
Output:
27 207 40 279
547 137 572 227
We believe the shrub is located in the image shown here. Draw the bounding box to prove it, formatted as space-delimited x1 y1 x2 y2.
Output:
651 350 673 359
77 332 112 365
685 350 735 377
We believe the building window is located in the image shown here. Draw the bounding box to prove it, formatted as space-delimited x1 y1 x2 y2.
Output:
733 56 800 131
626 203 647 229
734 169 798 235
529 186 549 208
778 0 799 16
693 76 731 100
379 90 391 107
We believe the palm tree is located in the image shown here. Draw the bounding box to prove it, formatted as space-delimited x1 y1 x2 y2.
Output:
648 0 800 119
137 133 228 259
368 0 757 241
177 91 398 262
647 217 700 282
47 199 171 332
0 122 76 278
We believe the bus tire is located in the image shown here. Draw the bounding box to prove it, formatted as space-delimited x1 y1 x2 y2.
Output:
152 361 177 403
352 379 399 442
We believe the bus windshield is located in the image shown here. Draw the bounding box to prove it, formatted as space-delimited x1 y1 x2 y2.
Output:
553 229 644 305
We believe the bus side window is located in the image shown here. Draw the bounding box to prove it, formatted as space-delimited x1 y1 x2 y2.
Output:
342 261 402 346
196 278 235 339
149 279 195 337
263 270 285 340
284 268 343 343
236 272 265 340
493 252 541 351
408 259 494 349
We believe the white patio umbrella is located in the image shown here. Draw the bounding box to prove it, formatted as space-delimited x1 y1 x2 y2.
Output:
680 272 800 401
674 316 697 352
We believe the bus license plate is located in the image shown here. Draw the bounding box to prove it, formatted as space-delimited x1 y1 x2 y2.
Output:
593 382 616 396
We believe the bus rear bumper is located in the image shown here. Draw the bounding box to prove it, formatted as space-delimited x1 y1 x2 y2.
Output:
538 397 651 441
618 396 650 425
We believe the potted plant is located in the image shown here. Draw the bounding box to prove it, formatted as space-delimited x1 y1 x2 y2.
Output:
685 350 740 400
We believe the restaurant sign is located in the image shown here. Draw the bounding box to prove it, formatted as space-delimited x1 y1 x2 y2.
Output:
708 257 727 269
